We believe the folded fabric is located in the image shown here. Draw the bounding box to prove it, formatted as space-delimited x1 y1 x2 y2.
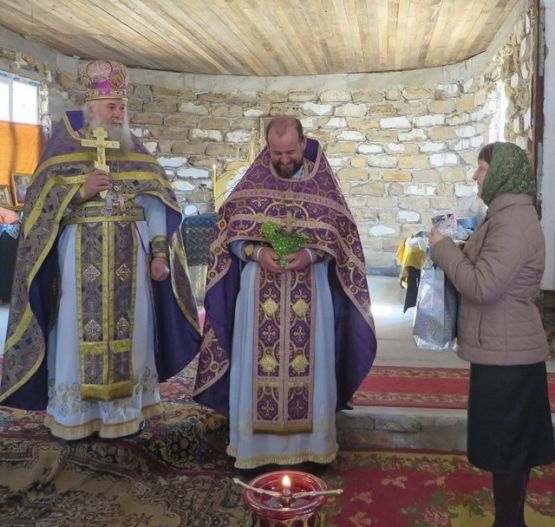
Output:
396 237 426 287
261 221 310 266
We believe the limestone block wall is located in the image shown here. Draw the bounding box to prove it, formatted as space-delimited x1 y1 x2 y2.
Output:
0 1 534 271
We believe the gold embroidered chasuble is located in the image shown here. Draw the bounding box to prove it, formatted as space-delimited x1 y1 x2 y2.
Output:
0 114 200 407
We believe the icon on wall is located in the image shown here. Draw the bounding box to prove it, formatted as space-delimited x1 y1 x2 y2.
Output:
0 184 13 207
11 173 32 208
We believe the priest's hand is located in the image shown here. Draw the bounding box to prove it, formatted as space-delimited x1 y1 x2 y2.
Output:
283 249 312 271
150 256 170 281
257 247 287 273
82 169 111 200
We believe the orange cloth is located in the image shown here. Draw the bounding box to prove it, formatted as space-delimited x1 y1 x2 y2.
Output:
0 120 42 189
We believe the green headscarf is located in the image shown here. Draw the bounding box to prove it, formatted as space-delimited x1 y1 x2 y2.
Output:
480 142 536 206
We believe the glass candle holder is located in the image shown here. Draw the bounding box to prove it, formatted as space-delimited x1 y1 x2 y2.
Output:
241 470 328 527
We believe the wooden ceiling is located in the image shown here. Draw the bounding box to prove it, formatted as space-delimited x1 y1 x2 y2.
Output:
0 0 523 76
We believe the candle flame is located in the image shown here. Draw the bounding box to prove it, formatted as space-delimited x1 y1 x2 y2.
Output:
282 475 291 491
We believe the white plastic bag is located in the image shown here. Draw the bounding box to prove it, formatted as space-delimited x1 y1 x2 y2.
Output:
413 259 458 350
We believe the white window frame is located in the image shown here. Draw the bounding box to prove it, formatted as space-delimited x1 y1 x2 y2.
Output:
0 71 40 124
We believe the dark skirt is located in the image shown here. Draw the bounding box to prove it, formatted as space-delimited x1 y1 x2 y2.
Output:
467 362 555 473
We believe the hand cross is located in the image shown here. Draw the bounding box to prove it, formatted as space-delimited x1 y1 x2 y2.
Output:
81 127 120 172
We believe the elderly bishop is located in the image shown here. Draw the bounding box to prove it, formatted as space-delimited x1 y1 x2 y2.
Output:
0 59 200 439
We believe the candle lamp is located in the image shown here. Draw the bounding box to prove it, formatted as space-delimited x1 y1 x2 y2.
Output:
237 470 340 527
212 163 217 200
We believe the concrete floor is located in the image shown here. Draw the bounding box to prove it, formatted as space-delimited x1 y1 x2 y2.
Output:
368 275 468 369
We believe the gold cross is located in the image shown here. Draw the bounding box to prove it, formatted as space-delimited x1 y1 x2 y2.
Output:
285 209 293 231
80 127 120 172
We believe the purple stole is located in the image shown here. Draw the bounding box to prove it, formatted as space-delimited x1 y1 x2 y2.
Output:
254 262 315 432
194 141 377 433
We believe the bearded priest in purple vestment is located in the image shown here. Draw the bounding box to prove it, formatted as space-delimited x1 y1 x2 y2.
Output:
0 60 200 439
194 116 377 470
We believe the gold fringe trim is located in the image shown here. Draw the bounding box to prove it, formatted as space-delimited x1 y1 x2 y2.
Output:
81 380 135 401
227 447 337 470
44 402 162 440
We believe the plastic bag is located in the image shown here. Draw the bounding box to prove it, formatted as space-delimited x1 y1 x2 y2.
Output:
412 259 459 350
432 213 471 242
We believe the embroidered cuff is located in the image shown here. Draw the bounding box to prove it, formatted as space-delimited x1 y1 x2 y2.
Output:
243 243 255 260
244 243 266 262
70 184 88 206
151 236 169 259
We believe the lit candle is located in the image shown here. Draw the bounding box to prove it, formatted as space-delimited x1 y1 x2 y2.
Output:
212 163 217 199
282 475 291 495
281 474 292 508
237 470 336 524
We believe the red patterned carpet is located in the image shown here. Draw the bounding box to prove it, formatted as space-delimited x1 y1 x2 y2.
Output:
325 450 555 527
1 439 554 526
353 365 555 412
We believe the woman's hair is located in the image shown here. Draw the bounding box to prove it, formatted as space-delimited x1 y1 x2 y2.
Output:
478 143 495 164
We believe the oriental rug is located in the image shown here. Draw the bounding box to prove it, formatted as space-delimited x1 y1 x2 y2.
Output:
1 445 555 527
352 365 555 412
1 353 555 526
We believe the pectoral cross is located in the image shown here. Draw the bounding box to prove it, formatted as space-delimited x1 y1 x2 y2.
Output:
285 209 293 231
81 127 120 198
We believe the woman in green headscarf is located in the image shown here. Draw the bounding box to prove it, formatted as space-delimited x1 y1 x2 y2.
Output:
429 142 554 527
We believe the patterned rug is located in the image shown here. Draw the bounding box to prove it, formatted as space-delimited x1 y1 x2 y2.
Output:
325 450 555 527
0 362 234 526
1 442 554 526
353 365 555 412
1 357 555 526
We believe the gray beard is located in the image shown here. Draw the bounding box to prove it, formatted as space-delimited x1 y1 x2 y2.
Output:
88 116 135 153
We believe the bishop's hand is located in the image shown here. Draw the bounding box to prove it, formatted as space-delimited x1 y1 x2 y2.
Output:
150 256 170 281
82 169 111 200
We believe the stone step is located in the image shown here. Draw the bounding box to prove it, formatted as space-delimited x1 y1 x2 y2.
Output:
337 406 467 452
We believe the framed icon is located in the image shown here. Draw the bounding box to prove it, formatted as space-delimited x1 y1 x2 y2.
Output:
11 173 32 207
0 184 13 207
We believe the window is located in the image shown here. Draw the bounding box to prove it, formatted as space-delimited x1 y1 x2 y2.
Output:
0 72 40 125
496 80 508 141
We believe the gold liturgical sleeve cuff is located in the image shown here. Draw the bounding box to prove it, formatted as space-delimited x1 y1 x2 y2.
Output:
69 184 88 207
151 235 169 259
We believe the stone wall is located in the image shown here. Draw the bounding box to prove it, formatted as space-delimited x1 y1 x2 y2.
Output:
0 0 534 271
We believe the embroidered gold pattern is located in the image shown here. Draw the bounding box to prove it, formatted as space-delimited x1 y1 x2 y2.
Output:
83 264 101 282
291 354 309 374
261 297 279 317
84 319 102 340
260 353 278 374
116 317 130 336
292 298 309 318
115 263 130 282
151 235 169 259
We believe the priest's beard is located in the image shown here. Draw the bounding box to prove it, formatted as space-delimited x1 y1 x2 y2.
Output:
272 160 303 179
88 116 135 153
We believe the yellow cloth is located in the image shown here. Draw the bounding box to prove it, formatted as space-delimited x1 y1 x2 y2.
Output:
396 238 426 287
